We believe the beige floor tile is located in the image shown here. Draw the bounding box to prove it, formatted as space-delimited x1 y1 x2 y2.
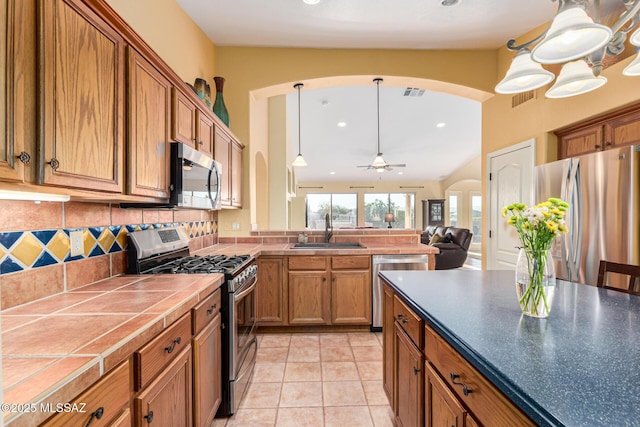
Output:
212 417 228 427
289 334 320 347
252 363 286 383
352 346 382 362
224 408 278 427
362 380 390 406
324 406 374 427
275 407 324 427
240 383 282 409
257 347 289 363
319 333 350 347
349 333 381 347
287 346 320 362
369 405 395 427
357 361 383 380
320 346 354 362
260 334 291 348
279 382 323 407
322 361 361 381
323 381 367 406
284 362 322 382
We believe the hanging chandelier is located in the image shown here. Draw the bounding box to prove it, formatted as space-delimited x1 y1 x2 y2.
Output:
495 0 640 98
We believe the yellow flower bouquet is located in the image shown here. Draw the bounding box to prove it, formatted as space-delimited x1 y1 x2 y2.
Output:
503 198 569 317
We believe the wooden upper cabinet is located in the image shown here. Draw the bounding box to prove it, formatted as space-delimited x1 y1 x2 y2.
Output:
557 123 603 158
605 109 640 148
214 126 231 206
171 88 196 149
38 0 124 192
196 110 214 157
557 103 640 159
231 140 243 207
0 0 28 182
126 47 171 198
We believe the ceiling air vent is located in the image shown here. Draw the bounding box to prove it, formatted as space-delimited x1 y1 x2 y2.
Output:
511 90 536 108
403 87 425 97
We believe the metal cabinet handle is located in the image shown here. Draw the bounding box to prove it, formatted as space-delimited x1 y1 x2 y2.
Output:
605 141 612 147
207 303 217 315
595 144 601 149
164 337 182 354
144 411 154 423
84 407 104 427
450 373 472 396
16 152 31 165
413 366 421 375
397 314 408 324
47 158 60 171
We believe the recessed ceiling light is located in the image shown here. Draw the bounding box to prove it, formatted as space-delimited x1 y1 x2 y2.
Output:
337 122 346 127
436 122 446 128
329 171 336 175
303 0 320 4
397 171 404 175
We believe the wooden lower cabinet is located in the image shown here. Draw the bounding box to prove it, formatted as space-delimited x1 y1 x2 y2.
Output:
192 312 221 427
331 270 371 324
425 362 465 427
257 256 287 325
394 322 424 427
383 283 395 404
134 345 193 427
109 408 131 427
288 270 331 324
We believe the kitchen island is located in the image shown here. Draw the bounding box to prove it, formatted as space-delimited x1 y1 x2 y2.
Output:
380 269 640 427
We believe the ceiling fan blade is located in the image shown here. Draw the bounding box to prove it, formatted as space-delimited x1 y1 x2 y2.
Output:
386 164 406 168
357 165 373 169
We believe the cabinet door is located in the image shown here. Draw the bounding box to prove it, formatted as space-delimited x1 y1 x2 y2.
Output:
605 109 640 149
425 362 465 427
39 0 124 192
288 271 331 324
127 48 170 198
135 345 193 427
395 323 424 427
231 140 243 207
193 314 221 427
196 109 214 157
257 256 287 325
558 124 603 159
0 0 27 182
214 126 231 206
331 270 371 324
171 88 196 148
108 408 131 427
383 284 395 405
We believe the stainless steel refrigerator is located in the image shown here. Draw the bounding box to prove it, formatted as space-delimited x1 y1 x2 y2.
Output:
534 145 639 286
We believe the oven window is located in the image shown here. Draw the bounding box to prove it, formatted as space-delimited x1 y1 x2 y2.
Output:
235 282 256 353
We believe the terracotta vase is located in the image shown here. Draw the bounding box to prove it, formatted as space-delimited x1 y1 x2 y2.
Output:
213 76 230 128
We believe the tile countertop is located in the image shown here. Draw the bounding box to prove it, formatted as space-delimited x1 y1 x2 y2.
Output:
1 273 224 427
194 242 439 258
380 269 640 427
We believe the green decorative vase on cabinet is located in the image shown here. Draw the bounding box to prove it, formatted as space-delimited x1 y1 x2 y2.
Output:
213 76 230 128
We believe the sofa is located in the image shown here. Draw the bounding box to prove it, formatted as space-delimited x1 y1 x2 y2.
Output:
420 225 473 270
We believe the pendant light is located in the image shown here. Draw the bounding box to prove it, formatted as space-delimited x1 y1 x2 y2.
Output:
495 49 555 94
292 83 307 168
372 78 386 172
545 59 606 98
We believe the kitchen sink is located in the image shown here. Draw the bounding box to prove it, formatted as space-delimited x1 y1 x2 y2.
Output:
291 242 366 249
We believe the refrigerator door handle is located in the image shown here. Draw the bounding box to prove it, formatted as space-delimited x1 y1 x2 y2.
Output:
560 159 572 281
568 159 583 282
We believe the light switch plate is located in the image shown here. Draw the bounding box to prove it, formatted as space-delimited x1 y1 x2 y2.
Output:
70 230 84 257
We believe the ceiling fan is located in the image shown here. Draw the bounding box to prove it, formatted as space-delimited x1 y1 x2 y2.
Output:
357 78 406 173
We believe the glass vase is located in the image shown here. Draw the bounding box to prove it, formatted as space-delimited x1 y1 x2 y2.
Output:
213 76 230 128
515 247 556 318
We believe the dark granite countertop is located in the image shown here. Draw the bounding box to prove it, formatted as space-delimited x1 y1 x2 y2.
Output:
379 269 640 427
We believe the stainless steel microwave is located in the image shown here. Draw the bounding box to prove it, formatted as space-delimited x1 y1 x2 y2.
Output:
121 142 221 210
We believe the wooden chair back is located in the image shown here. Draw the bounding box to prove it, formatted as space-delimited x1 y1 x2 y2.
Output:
596 261 640 295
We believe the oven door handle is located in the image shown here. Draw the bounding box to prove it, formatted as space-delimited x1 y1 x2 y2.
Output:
234 274 257 302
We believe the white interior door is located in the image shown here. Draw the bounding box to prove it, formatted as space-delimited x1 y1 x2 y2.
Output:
487 139 535 270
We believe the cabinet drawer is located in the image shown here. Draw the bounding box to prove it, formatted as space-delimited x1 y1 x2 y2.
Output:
288 256 327 270
192 289 221 334
134 312 191 390
424 326 535 427
41 360 130 427
393 295 423 350
331 255 370 270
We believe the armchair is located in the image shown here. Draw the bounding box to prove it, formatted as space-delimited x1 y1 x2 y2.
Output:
421 225 473 270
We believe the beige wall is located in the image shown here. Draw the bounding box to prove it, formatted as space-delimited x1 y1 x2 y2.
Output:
106 0 217 84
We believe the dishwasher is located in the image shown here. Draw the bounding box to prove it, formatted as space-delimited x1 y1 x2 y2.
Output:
371 254 430 331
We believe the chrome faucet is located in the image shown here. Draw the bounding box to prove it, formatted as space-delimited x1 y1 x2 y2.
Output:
325 212 333 243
